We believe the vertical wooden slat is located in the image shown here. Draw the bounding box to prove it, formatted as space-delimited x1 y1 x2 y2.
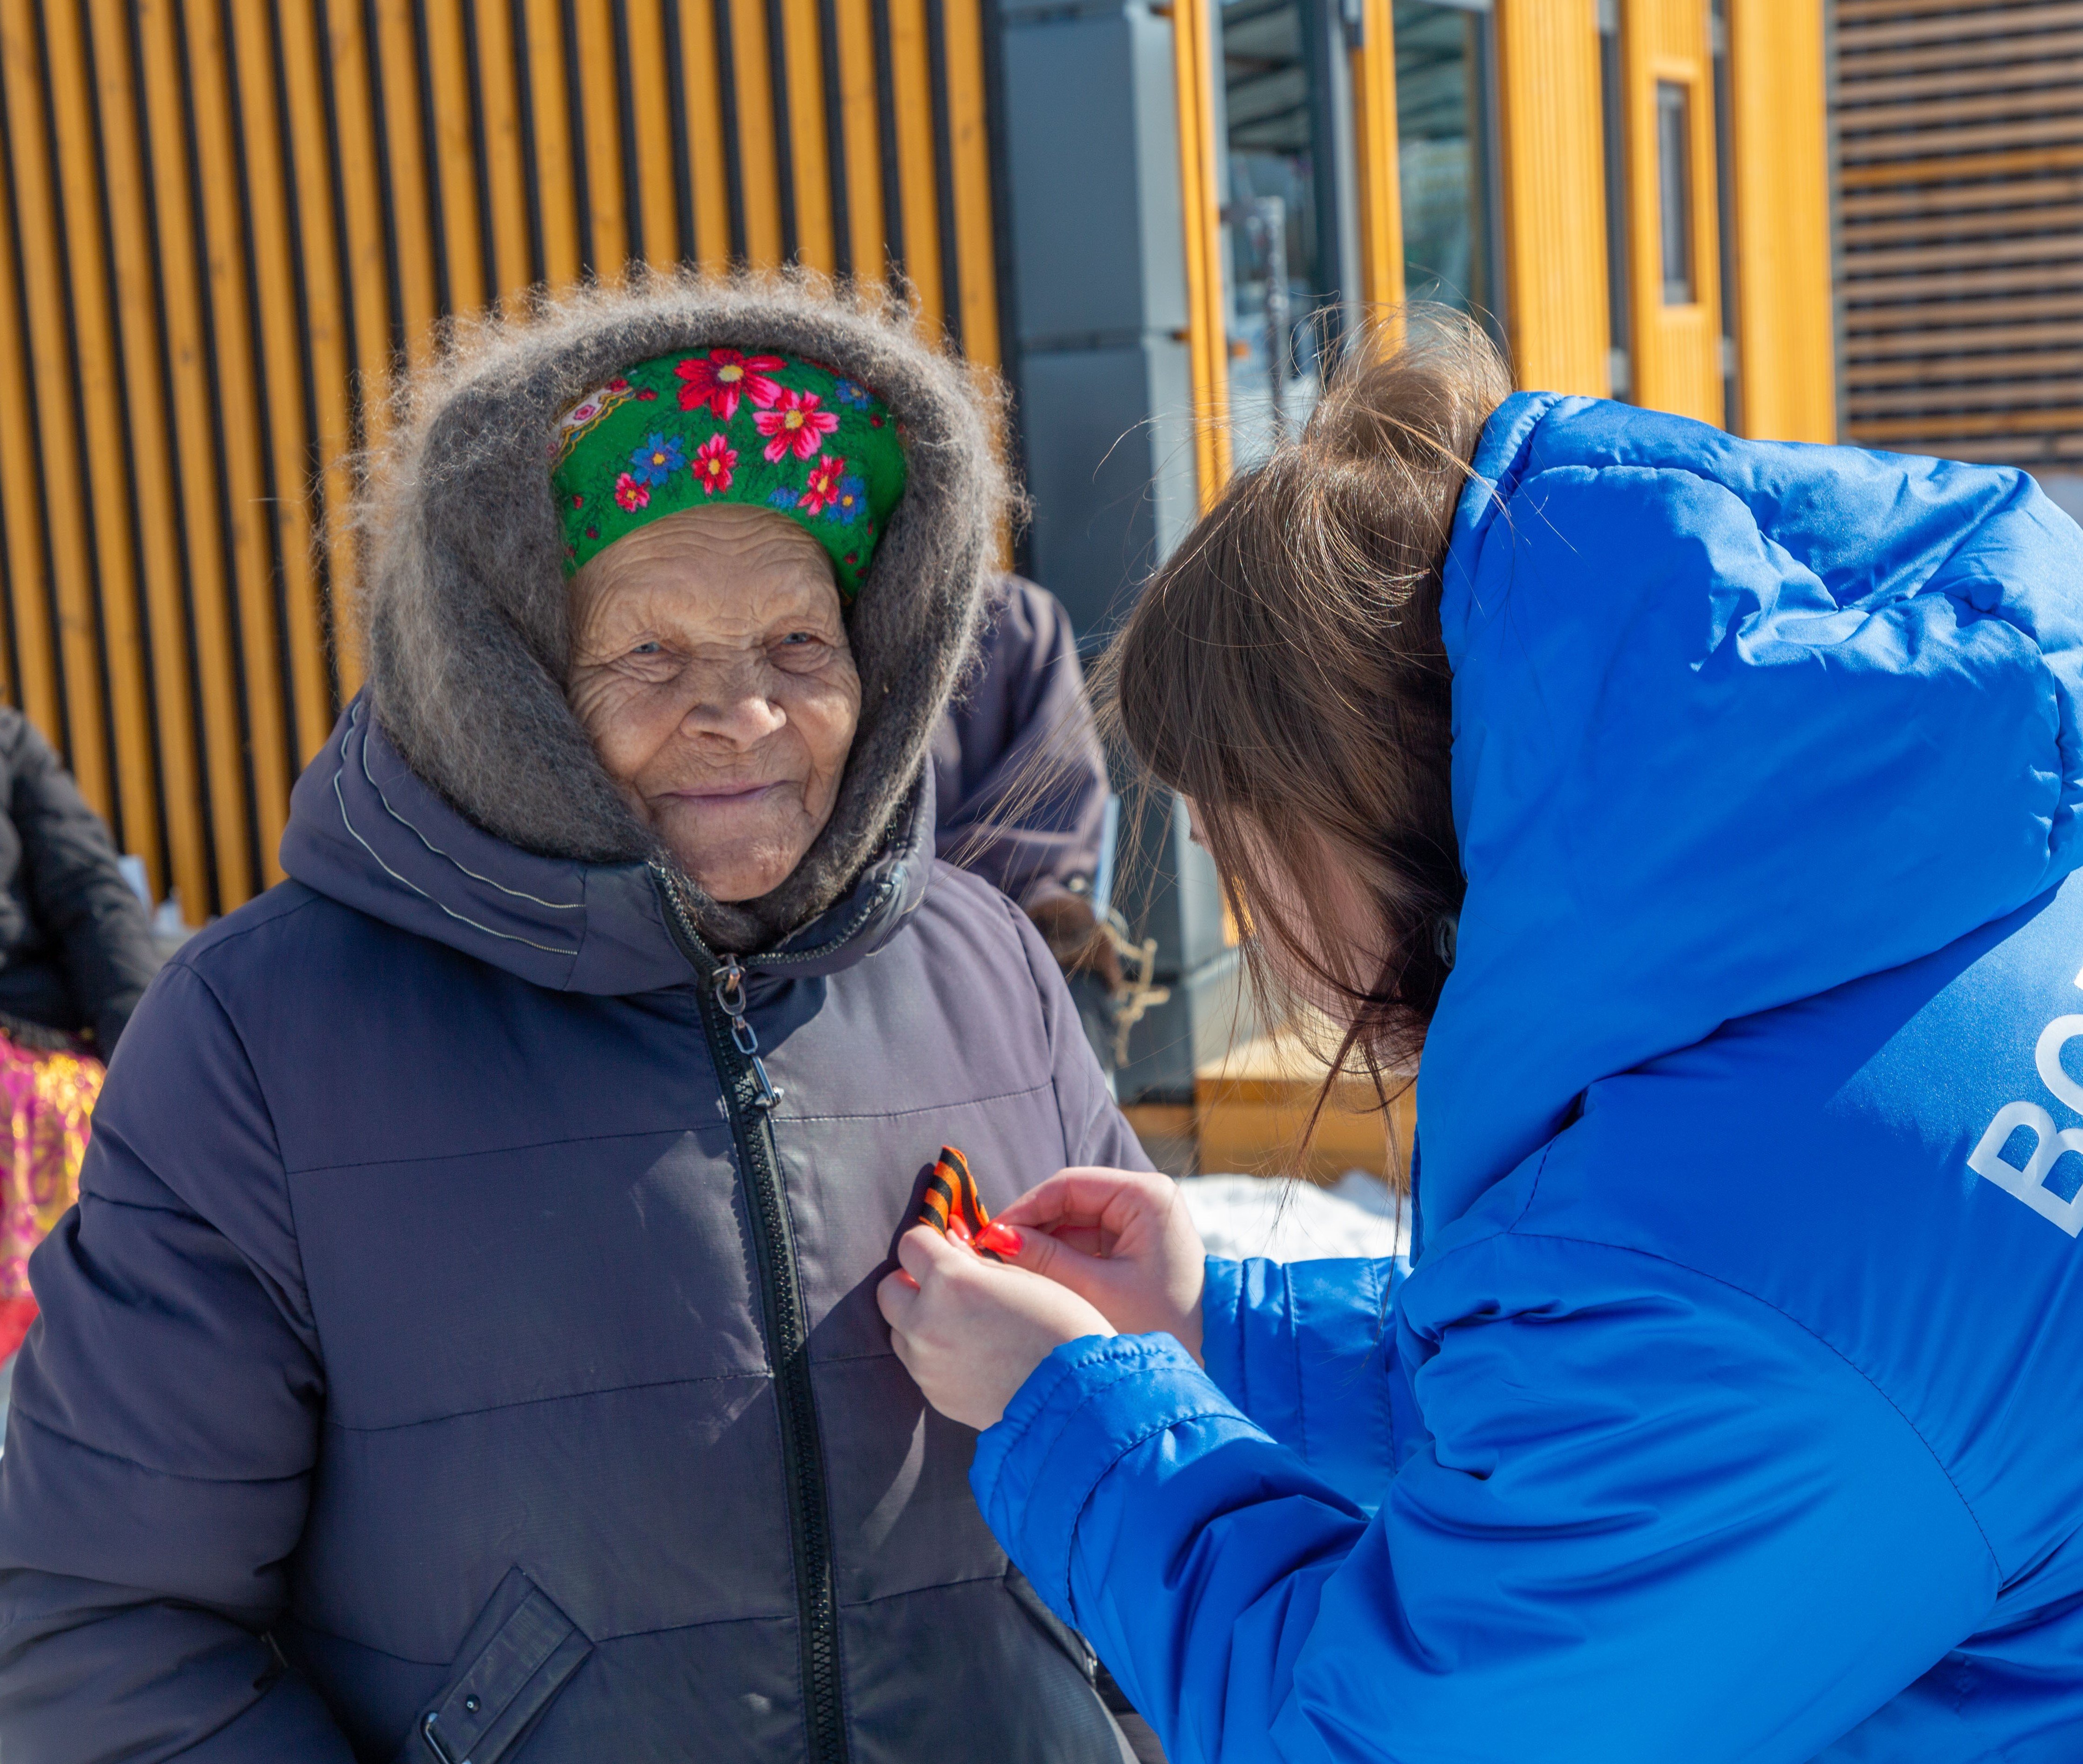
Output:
679 0 734 272
1171 0 1230 504
778 0 835 271
279 0 365 706
886 0 941 324
941 0 997 367
1495 0 1610 395
832 0 884 283
226 1 335 773
1727 0 1834 442
1621 0 1723 423
136 0 252 903
624 0 679 271
473 0 534 304
424 0 488 315
326 0 398 483
726 0 786 264
371 0 440 354
0 7 61 747
572 0 629 274
0 0 110 816
184 0 292 885
1348 0 1404 322
84 0 209 919
44 0 160 868
523 0 583 283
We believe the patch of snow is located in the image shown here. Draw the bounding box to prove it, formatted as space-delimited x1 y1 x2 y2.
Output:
1181 1171 1410 1262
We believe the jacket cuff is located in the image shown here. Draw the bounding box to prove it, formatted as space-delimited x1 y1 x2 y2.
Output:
972 1332 1246 1621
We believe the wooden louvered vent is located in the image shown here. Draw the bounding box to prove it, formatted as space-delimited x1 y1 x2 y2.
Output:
1834 0 2083 465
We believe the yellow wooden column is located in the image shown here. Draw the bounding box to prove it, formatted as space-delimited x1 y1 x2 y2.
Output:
1173 0 1231 507
1725 0 1835 442
1494 0 1611 397
1349 0 1404 322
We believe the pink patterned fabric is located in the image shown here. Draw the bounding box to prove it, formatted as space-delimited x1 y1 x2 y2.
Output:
0 1031 101 1306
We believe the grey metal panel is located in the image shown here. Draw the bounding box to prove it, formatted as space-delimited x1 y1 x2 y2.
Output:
1014 343 1197 635
992 0 1235 1100
999 5 1190 343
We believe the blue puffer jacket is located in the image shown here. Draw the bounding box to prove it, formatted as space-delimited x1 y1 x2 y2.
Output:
971 393 2083 1763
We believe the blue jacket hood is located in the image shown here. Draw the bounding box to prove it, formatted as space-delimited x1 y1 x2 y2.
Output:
280 697 933 991
1416 392 2083 1239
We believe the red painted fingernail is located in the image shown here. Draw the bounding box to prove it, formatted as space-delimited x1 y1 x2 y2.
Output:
946 1214 974 1246
973 1222 1023 1255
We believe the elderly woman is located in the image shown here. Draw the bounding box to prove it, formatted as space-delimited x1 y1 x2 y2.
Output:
0 283 1152 1762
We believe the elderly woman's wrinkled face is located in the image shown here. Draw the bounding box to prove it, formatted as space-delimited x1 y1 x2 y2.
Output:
568 505 861 902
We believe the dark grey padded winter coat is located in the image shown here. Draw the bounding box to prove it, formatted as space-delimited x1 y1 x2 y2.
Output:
0 707 160 1051
0 281 1153 1763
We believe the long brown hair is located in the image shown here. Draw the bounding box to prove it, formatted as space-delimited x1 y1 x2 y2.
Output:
1093 308 1510 1150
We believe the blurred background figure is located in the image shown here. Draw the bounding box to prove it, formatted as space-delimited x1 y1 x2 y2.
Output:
0 708 159 1365
934 576 1122 1071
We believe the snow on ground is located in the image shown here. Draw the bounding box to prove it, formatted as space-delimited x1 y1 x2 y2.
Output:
1180 1170 1411 1262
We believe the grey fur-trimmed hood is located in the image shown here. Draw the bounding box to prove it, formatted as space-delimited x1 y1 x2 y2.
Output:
353 273 1013 952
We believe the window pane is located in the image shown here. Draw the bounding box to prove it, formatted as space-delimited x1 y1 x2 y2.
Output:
1223 0 1327 461
1394 1 1492 320
1657 79 1694 306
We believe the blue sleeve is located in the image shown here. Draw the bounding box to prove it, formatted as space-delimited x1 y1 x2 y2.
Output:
1198 1256 1412 1510
973 1235 1997 1764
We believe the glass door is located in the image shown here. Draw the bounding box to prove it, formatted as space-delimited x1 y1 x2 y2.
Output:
1393 0 1499 326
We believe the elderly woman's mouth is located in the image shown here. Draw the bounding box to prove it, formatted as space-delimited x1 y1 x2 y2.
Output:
664 781 786 807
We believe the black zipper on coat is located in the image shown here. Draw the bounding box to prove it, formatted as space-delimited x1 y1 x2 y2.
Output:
652 870 850 1764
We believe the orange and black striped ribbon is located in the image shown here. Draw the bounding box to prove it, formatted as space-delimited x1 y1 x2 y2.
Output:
917 1144 1003 1257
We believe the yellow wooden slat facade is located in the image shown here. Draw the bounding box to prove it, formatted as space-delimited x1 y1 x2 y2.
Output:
1726 0 1834 443
1495 0 1611 398
0 0 1003 919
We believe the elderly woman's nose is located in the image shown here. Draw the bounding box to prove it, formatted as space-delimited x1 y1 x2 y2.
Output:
677 671 790 745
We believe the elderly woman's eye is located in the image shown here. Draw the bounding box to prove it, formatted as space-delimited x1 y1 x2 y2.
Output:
632 641 664 656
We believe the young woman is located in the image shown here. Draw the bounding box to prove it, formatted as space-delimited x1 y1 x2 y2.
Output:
880 315 2083 1763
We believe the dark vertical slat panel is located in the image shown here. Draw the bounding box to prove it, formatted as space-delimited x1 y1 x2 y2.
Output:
46 0 155 858
225 0 334 776
132 0 235 911
871 0 903 272
508 0 551 287
368 0 441 357
923 0 961 347
711 0 750 259
816 0 852 277
763 0 798 258
521 0 583 282
412 0 459 317
0 8 64 747
265 3 342 724
461 1 503 305
180 0 288 888
673 0 735 270
0 0 101 804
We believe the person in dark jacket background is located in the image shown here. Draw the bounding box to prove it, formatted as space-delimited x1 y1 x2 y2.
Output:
0 279 1155 1762
934 576 1122 1066
0 706 159 1056
0 706 158 1360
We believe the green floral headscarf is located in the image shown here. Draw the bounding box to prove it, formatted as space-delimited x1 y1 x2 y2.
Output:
549 348 907 597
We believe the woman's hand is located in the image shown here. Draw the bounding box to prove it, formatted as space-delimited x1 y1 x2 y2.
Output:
877 1226 1114 1430
990 1167 1209 1362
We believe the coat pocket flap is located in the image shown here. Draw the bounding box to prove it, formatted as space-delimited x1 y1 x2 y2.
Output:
410 1568 593 1764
